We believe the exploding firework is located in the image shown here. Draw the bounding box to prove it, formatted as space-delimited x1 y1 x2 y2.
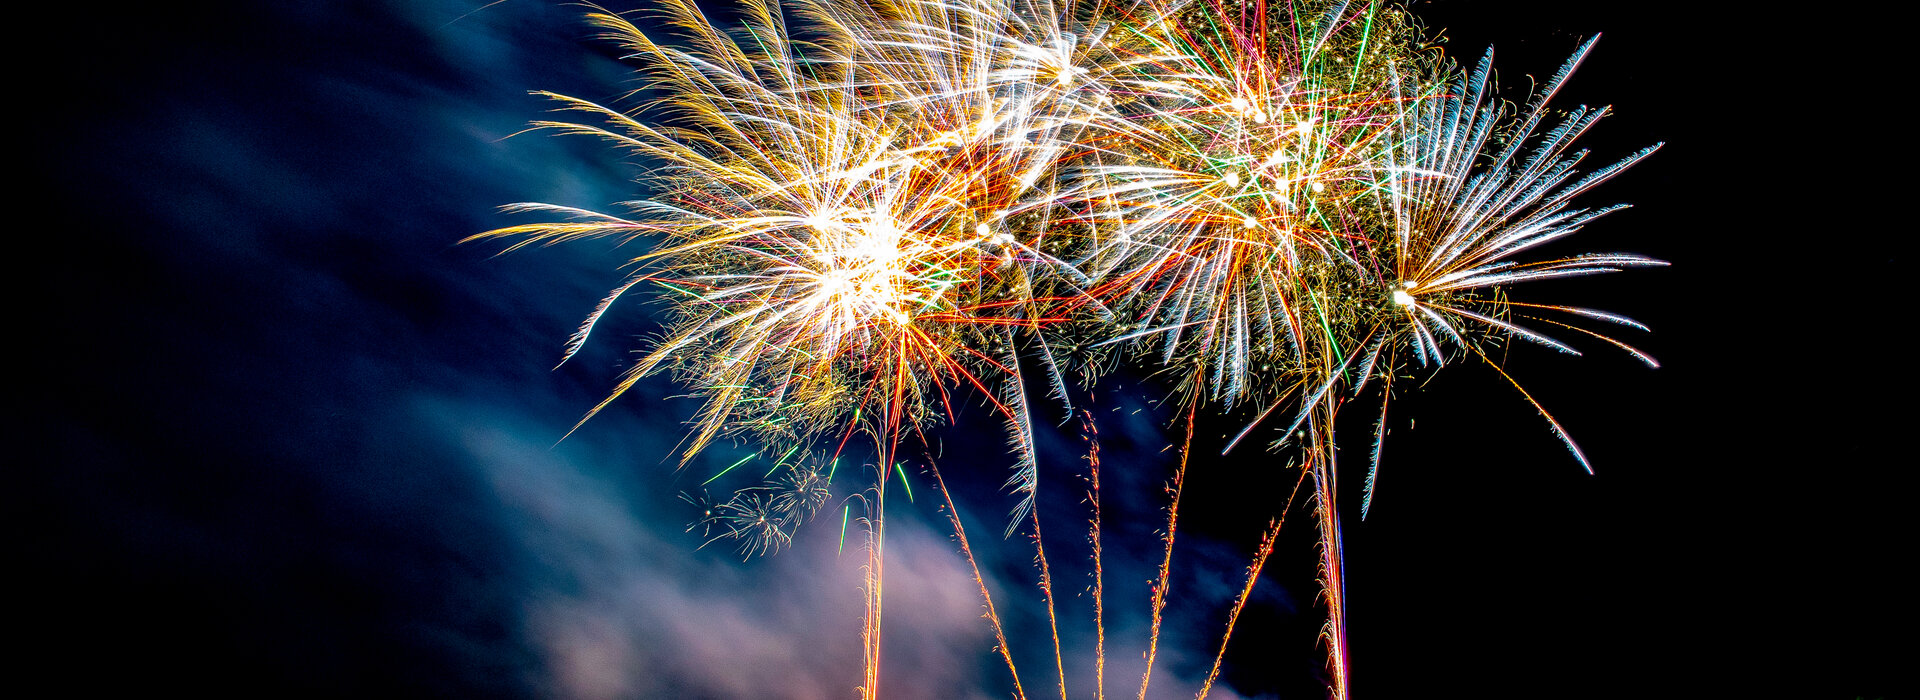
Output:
473 0 1663 696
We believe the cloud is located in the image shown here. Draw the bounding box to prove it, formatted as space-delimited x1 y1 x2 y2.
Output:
444 399 1015 699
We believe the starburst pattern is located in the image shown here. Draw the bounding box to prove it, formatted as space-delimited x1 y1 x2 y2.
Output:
473 1 1663 696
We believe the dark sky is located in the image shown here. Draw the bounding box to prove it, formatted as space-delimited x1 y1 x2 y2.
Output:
16 1 1900 698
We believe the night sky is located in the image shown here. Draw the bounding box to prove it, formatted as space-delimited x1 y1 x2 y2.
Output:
17 1 1900 698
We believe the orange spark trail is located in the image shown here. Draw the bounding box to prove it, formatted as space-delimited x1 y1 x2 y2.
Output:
931 464 1029 700
1030 508 1068 700
1310 406 1350 700
1138 396 1197 699
1196 466 1309 700
1083 410 1107 700
859 464 887 699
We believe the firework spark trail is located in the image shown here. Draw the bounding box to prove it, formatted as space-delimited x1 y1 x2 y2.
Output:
1028 507 1069 700
856 484 887 699
1308 405 1349 699
1196 466 1308 700
1361 386 1387 518
1137 396 1195 700
858 444 901 699
1001 326 1044 533
931 463 1029 700
1082 410 1107 700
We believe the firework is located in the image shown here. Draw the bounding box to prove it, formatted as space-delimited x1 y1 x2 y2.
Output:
1068 0 1425 403
474 0 1662 696
469 1 1123 695
1353 35 1664 497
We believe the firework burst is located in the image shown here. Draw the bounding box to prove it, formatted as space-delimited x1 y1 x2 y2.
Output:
473 0 1663 697
469 1 1081 464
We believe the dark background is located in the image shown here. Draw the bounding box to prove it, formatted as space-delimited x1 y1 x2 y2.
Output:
15 1 1900 698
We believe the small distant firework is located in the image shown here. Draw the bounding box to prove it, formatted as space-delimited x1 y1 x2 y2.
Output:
473 0 1662 696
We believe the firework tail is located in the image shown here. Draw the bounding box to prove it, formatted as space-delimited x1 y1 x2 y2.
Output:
1196 465 1308 700
1309 405 1350 699
1137 396 1197 699
931 463 1029 700
1029 507 1069 700
1083 410 1107 700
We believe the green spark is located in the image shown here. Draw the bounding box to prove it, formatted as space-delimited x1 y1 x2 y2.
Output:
703 453 757 486
894 462 915 503
838 505 850 555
